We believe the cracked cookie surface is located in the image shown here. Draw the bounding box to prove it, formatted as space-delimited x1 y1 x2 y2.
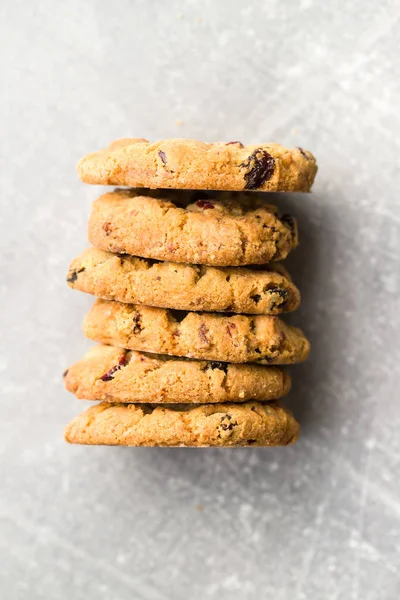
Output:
77 138 317 192
67 247 300 315
83 299 310 364
88 189 298 266
64 401 300 447
64 344 291 404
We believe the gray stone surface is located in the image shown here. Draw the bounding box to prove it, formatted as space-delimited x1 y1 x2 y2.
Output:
1 1 399 598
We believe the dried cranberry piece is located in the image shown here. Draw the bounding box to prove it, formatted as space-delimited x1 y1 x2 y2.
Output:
199 323 209 344
118 354 128 367
196 200 215 210
240 148 275 190
226 322 236 337
100 353 128 381
158 150 167 164
100 365 120 381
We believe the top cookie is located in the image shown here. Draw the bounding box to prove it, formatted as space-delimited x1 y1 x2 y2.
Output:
77 138 317 192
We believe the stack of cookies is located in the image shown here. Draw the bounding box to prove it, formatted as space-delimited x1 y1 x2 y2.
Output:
64 139 317 448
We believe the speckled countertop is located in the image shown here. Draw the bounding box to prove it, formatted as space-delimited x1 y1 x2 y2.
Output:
1 1 399 598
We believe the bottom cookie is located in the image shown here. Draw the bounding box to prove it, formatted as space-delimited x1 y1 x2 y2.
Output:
64 401 299 447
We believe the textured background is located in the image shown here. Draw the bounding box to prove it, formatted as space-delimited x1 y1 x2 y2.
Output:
1 1 400 598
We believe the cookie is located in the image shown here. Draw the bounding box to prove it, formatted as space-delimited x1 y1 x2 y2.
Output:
83 299 310 364
77 138 317 192
64 401 300 447
63 344 291 404
88 189 298 266
67 247 301 315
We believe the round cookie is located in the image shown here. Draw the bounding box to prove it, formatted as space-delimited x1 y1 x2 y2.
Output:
63 344 291 404
67 247 301 315
83 299 310 365
64 401 300 447
77 138 317 192
88 189 298 266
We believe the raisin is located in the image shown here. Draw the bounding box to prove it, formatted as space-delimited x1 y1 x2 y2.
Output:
247 439 257 445
225 275 231 282
158 150 167 164
169 309 187 323
132 310 142 334
196 200 215 210
102 222 112 236
209 361 228 373
297 147 308 159
66 267 85 284
240 148 275 190
226 141 244 147
250 293 261 304
199 323 209 344
62 369 69 378
226 322 236 337
223 305 234 313
155 276 161 281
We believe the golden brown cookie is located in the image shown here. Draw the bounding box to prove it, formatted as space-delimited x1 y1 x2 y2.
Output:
67 247 301 315
77 138 317 192
63 344 291 404
83 299 310 364
64 401 300 447
87 190 298 266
